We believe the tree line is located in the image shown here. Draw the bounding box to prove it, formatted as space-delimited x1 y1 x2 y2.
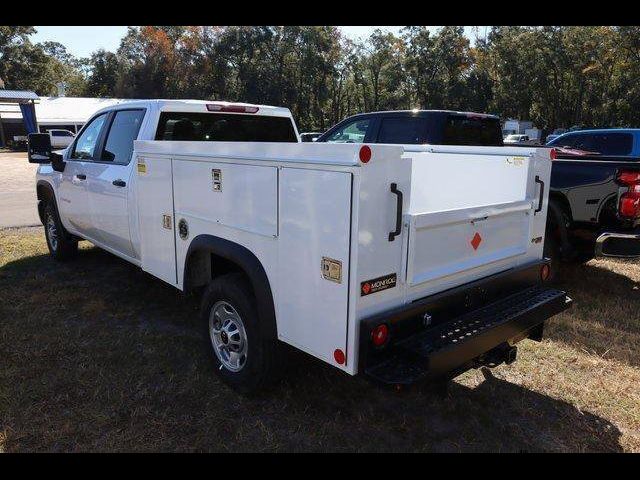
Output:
2 26 640 133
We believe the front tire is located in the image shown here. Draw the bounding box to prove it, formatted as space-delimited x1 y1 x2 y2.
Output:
43 201 78 261
200 273 282 394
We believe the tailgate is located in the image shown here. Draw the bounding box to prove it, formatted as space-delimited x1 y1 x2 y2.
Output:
406 200 532 285
402 148 547 288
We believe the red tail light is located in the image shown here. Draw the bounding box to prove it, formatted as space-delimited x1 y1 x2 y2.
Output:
617 169 640 219
206 103 259 114
371 324 389 347
550 148 557 160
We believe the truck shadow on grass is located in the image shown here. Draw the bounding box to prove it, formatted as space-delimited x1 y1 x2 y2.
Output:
0 243 625 452
547 259 640 367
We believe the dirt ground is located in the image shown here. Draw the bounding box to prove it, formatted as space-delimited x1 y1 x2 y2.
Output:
0 151 40 228
0 226 639 452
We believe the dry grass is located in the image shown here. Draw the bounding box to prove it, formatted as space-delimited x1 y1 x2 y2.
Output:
1 226 639 452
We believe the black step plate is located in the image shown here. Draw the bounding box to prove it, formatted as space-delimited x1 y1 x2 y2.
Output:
365 286 571 385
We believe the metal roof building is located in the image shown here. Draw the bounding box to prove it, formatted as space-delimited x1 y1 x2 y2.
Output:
0 89 39 103
0 95 136 147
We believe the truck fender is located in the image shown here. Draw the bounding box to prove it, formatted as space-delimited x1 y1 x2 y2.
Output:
183 235 277 340
36 180 57 226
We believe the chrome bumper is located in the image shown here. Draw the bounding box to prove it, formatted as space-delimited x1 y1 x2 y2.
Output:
595 231 640 258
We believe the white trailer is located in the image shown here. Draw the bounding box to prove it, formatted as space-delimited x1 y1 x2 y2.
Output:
28 100 571 393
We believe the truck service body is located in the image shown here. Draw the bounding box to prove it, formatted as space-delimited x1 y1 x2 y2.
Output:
29 100 571 391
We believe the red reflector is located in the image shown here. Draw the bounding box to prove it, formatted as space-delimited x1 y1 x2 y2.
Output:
333 349 346 365
541 264 551 281
371 324 389 347
206 103 259 114
550 148 557 160
359 145 372 163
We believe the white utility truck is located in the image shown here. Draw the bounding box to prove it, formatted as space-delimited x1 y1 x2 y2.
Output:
28 100 571 393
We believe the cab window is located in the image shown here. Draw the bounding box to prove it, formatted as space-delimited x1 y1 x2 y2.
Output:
325 119 371 143
155 112 297 142
101 110 146 164
377 117 428 144
70 114 108 160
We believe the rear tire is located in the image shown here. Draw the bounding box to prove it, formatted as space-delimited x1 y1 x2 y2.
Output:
200 273 283 394
43 201 78 261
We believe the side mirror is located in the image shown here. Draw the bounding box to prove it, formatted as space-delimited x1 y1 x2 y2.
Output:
27 133 66 172
27 133 52 164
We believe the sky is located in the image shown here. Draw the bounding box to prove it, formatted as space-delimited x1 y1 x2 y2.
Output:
31 26 486 59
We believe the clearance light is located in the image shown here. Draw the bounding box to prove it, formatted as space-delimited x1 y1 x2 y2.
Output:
359 145 372 163
206 103 259 114
334 349 346 365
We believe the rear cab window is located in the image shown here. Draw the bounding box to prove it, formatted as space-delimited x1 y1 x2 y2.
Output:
438 114 503 146
155 112 297 142
377 117 428 144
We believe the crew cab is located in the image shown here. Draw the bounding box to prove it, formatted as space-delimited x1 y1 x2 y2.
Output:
27 100 571 393
545 129 640 261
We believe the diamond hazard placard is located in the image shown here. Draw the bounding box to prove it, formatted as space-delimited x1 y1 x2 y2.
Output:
471 232 482 250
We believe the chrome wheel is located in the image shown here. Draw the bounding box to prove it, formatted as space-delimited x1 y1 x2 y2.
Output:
209 301 248 372
46 211 58 251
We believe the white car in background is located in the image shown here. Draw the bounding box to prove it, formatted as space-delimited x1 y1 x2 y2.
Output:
46 129 76 148
504 134 533 144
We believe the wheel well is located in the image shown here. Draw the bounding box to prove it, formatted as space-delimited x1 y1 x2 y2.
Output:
548 192 572 225
36 182 55 224
183 235 277 339
185 250 249 292
597 194 619 227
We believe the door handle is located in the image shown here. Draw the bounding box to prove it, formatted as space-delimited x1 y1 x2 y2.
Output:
112 179 127 187
534 175 544 214
76 174 86 180
389 183 403 242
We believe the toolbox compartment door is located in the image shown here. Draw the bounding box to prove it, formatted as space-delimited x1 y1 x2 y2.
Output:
136 155 178 286
277 168 353 368
406 200 532 286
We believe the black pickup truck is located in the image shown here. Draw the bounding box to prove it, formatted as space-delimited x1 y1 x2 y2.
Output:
317 112 640 273
545 129 640 266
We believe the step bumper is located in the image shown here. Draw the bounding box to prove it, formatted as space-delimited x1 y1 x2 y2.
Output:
364 285 572 385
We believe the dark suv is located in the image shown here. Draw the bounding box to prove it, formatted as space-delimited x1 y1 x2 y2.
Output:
315 110 504 146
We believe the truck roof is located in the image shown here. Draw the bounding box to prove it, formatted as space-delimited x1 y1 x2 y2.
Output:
91 99 293 118
340 109 500 119
553 128 640 136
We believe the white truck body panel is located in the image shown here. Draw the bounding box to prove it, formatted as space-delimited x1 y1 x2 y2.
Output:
131 140 551 374
35 99 556 379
